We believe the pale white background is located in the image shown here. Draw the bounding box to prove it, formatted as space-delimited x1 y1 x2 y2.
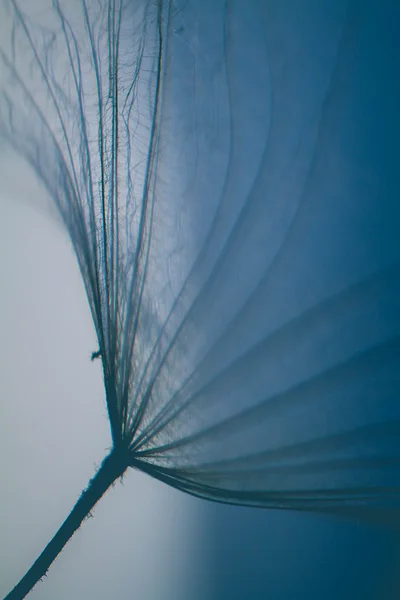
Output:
0 149 207 600
0 1 207 596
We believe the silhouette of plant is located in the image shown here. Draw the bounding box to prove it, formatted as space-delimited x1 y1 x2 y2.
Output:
1 1 400 598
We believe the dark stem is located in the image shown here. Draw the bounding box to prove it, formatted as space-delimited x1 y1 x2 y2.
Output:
3 450 128 600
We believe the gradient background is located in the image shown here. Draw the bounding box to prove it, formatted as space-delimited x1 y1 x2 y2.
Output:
1 1 400 599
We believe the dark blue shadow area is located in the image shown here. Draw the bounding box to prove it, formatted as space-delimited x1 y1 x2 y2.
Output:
202 503 400 600
186 3 400 593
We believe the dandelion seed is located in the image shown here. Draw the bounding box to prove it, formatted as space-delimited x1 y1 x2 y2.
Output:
1 0 400 598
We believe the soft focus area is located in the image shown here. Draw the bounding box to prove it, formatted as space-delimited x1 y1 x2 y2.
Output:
1 0 400 598
0 151 206 600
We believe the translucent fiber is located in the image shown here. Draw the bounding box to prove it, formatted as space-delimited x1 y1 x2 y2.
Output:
1 0 400 519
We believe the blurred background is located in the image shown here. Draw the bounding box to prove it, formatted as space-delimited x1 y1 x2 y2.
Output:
1 0 400 598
